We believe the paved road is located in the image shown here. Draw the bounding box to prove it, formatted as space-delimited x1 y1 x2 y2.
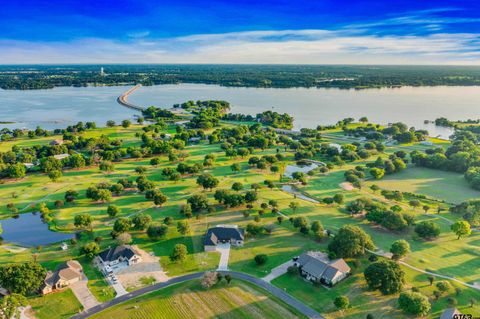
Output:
71 271 324 319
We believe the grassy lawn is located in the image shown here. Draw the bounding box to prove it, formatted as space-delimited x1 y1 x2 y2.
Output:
90 279 307 319
81 257 116 302
272 258 480 319
29 288 83 319
365 167 480 204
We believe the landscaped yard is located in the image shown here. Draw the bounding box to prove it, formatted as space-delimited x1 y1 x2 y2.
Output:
90 279 307 319
29 288 83 319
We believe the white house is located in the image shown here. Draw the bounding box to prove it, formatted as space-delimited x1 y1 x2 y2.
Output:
98 245 141 274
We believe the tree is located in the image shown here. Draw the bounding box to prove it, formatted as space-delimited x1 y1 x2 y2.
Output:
225 274 232 284
201 271 218 289
65 189 79 203
451 220 471 239
48 169 62 182
231 163 241 173
113 217 131 233
69 154 86 169
152 190 168 206
99 160 114 173
409 200 421 209
231 182 243 192
370 168 385 179
415 221 441 239
121 119 131 128
333 193 345 205
334 296 350 311
110 183 124 195
106 120 116 127
328 225 374 257
74 213 93 230
422 205 430 214
0 262 46 295
147 225 168 239
131 213 152 230
0 293 27 319
370 184 380 193
116 232 132 245
196 173 219 190
97 189 112 202
436 280 451 293
289 201 299 213
107 205 121 218
170 244 188 262
398 291 431 316
428 276 434 286
244 190 258 203
177 220 191 235
390 240 410 260
135 166 147 175
81 242 100 259
254 254 268 265
364 260 405 295
5 163 26 179
187 194 209 211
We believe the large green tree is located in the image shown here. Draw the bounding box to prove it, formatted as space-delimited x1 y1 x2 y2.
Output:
328 225 374 257
364 260 405 295
398 291 431 316
0 262 47 295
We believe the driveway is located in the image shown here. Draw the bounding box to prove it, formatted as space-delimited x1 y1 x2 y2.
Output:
108 276 128 297
70 279 100 310
216 243 231 271
263 260 295 282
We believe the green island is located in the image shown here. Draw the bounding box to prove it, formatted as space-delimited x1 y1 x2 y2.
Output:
0 100 478 319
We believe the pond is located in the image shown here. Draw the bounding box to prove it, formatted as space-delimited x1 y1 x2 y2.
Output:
0 213 74 247
284 163 319 178
3 83 480 138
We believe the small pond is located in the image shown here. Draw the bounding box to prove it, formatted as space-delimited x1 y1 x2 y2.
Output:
284 163 319 178
0 213 73 247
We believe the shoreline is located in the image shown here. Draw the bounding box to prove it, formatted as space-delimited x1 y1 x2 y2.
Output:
117 84 144 111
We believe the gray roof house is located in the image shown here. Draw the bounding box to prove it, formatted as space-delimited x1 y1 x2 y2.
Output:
294 251 351 286
204 225 244 251
98 245 141 270
440 308 462 319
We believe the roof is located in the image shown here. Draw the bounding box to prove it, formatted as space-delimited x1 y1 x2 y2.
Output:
205 225 244 246
297 251 351 281
50 139 64 145
440 308 462 319
98 245 138 262
43 260 83 288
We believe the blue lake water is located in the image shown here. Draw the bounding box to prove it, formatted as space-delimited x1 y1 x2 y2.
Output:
2 83 480 138
1 213 73 247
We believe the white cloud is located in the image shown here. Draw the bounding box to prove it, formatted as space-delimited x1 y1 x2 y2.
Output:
0 29 479 64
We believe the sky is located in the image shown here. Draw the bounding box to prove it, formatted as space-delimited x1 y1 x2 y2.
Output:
1 0 480 64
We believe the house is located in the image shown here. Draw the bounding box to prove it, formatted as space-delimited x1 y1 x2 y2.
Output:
98 245 141 274
204 225 245 251
440 308 462 319
24 163 35 169
293 251 351 286
41 260 83 294
50 139 64 146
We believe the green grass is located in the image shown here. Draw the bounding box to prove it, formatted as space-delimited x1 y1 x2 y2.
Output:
29 288 83 319
365 167 480 204
90 279 307 319
81 257 116 302
272 257 480 319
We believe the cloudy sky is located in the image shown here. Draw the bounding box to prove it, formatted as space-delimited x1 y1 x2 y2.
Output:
1 0 480 64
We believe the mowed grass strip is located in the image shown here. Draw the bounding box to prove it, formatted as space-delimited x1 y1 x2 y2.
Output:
90 280 306 319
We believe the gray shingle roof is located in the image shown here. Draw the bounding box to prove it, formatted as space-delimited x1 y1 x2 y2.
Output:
204 226 244 246
297 252 351 282
99 245 137 262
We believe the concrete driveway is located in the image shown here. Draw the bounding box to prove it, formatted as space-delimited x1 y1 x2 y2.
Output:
70 279 100 310
262 260 295 282
108 277 128 297
216 243 231 271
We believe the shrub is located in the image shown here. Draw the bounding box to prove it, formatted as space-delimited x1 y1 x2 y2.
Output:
254 254 268 265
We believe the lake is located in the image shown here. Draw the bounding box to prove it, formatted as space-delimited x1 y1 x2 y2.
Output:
1 213 73 247
2 84 480 138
